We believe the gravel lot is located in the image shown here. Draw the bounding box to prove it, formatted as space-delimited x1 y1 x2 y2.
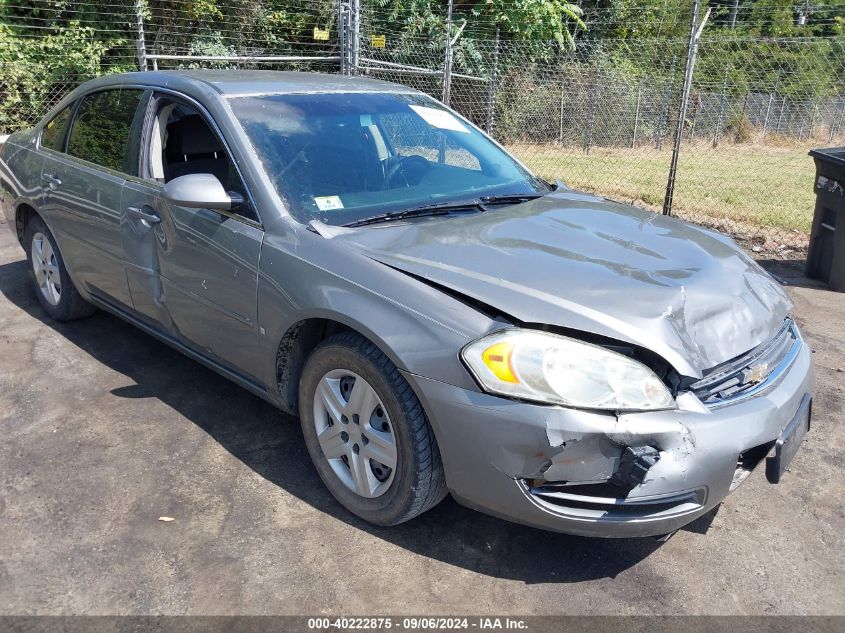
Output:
1 220 843 616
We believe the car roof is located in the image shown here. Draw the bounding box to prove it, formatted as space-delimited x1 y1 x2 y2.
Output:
93 69 420 97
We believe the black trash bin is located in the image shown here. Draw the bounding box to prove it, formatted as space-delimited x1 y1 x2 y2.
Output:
807 147 845 291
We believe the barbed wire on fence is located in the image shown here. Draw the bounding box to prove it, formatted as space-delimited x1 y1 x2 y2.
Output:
2 0 843 247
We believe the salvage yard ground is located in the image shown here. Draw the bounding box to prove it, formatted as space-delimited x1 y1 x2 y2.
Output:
513 144 816 235
0 222 844 615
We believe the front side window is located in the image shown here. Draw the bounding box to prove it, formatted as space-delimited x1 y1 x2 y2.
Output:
229 92 550 226
147 98 256 222
68 89 144 174
40 104 74 152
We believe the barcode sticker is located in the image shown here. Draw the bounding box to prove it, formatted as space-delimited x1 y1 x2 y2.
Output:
314 195 344 211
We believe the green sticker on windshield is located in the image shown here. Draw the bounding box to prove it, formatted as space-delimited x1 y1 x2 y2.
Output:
314 195 344 211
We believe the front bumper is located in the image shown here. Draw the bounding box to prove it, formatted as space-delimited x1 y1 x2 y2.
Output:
406 336 813 538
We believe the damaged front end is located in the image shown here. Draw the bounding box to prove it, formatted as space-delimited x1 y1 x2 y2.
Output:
515 394 706 526
518 320 804 527
335 190 811 535
406 317 812 537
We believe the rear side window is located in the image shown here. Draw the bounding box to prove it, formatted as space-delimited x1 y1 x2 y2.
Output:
68 89 144 174
40 104 74 152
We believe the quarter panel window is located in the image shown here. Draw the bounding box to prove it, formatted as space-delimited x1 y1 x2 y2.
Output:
68 89 144 174
40 104 74 152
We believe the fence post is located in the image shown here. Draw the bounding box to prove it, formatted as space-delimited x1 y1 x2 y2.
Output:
632 80 642 148
338 0 360 76
830 97 845 143
806 98 818 141
761 70 780 141
584 69 598 154
134 0 148 72
663 0 708 216
559 79 566 144
442 0 454 105
800 98 815 141
350 0 360 75
776 95 787 134
655 56 677 150
689 93 699 141
486 27 499 136
712 64 728 148
739 91 749 133
729 0 739 28
338 0 348 75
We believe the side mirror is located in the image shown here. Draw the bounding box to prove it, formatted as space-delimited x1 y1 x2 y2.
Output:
161 173 243 211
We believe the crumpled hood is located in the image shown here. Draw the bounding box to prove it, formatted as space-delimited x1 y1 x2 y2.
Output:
337 190 792 378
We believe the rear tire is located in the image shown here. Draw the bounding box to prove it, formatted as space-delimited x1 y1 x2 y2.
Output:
298 331 447 525
23 215 96 321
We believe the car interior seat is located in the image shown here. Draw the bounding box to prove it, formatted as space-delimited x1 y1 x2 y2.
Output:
164 115 231 187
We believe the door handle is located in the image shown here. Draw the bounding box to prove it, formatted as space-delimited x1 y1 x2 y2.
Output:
127 206 161 225
41 173 62 190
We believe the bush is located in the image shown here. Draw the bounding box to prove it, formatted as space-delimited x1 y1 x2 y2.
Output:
0 22 134 133
727 112 755 143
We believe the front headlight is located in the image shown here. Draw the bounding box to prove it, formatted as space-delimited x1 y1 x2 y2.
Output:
461 329 676 411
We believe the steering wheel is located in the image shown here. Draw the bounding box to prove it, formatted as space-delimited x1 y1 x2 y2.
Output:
384 155 431 188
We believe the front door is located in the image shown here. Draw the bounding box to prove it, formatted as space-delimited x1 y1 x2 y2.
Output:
120 95 264 380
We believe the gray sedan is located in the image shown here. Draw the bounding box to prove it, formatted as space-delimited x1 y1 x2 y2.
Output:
0 70 813 537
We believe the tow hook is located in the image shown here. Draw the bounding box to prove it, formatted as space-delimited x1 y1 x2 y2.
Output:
612 445 660 487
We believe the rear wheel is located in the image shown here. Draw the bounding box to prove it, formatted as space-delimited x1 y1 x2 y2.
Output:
298 332 447 525
23 216 96 321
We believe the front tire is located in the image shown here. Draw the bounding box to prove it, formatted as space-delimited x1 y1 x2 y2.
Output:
298 332 447 525
23 216 96 321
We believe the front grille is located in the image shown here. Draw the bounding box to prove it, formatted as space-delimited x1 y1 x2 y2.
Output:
690 319 800 407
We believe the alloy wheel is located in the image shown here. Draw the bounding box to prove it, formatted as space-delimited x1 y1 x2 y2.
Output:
31 232 61 306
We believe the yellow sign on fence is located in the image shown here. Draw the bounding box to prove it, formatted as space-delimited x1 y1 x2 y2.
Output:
370 34 386 48
313 27 330 41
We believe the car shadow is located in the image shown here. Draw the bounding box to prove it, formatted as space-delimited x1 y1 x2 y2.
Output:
0 257 717 584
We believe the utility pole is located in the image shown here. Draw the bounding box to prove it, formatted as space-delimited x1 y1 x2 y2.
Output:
663 0 710 216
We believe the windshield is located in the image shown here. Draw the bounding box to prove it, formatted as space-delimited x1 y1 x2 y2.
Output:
229 91 551 226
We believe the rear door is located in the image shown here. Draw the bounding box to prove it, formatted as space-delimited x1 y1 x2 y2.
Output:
40 88 147 307
120 93 264 380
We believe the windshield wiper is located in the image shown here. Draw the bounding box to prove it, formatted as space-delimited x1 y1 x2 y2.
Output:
343 200 484 228
342 193 545 228
479 193 545 205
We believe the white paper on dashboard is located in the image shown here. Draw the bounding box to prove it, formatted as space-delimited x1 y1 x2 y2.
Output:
409 105 470 134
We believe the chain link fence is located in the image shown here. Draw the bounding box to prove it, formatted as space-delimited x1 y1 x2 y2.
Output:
3 0 844 251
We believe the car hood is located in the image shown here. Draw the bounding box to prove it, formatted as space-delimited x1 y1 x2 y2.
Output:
336 190 792 378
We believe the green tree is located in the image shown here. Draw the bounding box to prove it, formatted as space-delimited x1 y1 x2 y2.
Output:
371 0 585 48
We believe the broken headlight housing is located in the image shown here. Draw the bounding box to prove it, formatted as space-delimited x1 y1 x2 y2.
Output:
461 329 676 412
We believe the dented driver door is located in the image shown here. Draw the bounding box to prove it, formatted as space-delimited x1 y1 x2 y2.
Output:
121 177 264 381
120 92 264 381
